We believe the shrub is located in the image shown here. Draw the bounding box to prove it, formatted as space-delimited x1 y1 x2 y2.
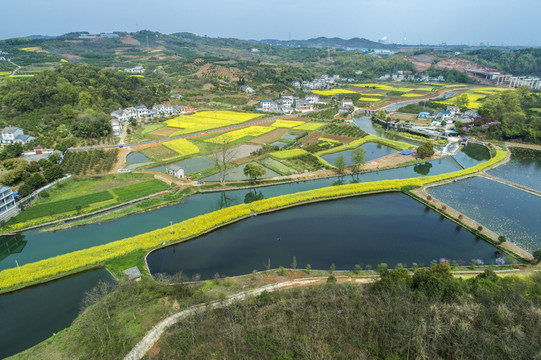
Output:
354 264 362 275
477 225 483 231
498 235 506 243
326 274 337 284
278 266 286 276
426 195 432 201
39 190 50 198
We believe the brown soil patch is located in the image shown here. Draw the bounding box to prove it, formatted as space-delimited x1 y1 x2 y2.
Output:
202 83 215 90
250 128 289 144
150 126 179 137
121 35 140 45
111 147 132 173
301 132 357 145
140 145 178 160
61 53 81 60
147 343 161 357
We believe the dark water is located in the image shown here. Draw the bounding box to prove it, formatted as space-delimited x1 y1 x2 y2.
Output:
0 268 114 359
281 133 297 140
126 151 150 163
427 177 541 252
0 156 468 271
321 143 396 166
147 193 501 280
452 143 491 168
488 147 541 191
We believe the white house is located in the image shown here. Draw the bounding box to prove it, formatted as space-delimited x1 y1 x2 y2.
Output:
0 185 16 218
166 165 185 179
281 95 294 107
124 65 145 73
135 105 149 118
447 106 460 116
260 100 271 111
305 94 319 104
110 119 122 136
240 85 254 94
1 126 35 145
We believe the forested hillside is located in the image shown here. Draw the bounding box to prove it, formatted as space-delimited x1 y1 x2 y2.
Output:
0 64 169 148
462 48 541 76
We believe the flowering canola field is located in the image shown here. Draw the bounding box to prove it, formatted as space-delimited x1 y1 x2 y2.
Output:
165 111 261 136
163 139 200 156
312 89 357 96
205 126 273 144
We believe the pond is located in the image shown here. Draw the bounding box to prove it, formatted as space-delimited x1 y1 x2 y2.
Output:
488 147 541 192
321 143 396 166
147 193 502 280
281 133 298 140
202 162 280 182
0 154 473 271
0 268 115 359
125 151 150 163
270 141 288 148
451 143 491 169
427 176 541 252
354 116 424 146
146 157 215 175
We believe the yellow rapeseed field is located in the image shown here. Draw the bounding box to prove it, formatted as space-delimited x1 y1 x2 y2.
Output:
294 122 325 131
271 120 306 128
358 97 380 101
163 139 200 156
0 71 11 76
271 149 308 159
205 126 273 143
312 89 357 96
165 111 261 136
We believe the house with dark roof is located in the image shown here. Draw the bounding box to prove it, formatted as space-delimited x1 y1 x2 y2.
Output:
1 126 35 145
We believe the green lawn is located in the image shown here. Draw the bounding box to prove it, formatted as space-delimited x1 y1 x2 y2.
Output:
36 174 155 204
14 191 115 222
8 176 170 226
260 157 297 175
141 123 166 135
111 179 170 202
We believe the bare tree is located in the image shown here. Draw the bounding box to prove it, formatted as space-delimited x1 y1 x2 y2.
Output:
209 135 237 184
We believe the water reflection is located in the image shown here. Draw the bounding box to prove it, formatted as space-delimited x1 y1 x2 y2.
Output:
244 189 265 204
413 162 433 176
0 233 27 263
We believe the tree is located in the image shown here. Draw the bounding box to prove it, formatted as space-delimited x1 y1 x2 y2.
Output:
351 147 366 173
417 142 434 159
533 250 541 264
334 155 347 174
455 93 469 109
243 163 266 183
210 136 237 184
43 164 64 183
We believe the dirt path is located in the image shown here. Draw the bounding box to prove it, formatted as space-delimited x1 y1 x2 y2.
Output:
124 276 374 360
506 142 541 151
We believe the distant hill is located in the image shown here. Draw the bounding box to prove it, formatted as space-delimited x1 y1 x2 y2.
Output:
259 36 392 50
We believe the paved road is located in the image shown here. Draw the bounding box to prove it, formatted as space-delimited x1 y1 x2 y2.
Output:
68 109 326 152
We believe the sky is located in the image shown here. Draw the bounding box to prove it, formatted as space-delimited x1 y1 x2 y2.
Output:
1 0 540 46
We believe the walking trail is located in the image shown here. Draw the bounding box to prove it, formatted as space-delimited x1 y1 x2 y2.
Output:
124 276 372 360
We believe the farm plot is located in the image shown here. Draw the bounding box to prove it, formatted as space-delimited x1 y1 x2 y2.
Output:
62 149 118 175
163 139 200 157
312 89 357 96
293 122 326 131
111 179 170 202
271 120 306 129
13 191 115 223
141 123 166 135
165 111 261 135
260 157 297 175
140 145 178 161
205 126 272 144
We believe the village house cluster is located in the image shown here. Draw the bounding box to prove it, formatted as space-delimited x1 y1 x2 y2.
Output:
292 74 355 92
124 65 145 74
110 103 195 136
256 94 322 114
379 70 444 82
